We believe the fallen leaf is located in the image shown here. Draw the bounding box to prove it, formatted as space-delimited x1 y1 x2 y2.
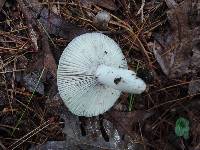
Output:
0 0 6 11
61 110 128 149
37 7 87 40
41 34 57 77
153 0 195 78
29 141 68 150
51 4 60 15
23 72 44 95
164 0 178 9
19 0 87 41
97 0 117 11
81 0 117 11
190 27 200 70
2 107 18 113
107 110 154 135
188 79 200 95
29 28 39 51
190 119 200 148
43 94 141 150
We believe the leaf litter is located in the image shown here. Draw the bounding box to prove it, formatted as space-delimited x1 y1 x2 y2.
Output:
0 0 200 149
153 0 200 78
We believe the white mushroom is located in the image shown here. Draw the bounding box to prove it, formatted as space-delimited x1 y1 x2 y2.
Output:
57 32 146 117
94 10 111 28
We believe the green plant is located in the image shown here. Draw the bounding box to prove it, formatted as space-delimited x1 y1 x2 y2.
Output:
11 67 45 135
128 62 140 112
128 93 135 111
175 117 190 140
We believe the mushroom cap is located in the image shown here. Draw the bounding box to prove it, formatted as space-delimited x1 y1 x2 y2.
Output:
57 32 127 117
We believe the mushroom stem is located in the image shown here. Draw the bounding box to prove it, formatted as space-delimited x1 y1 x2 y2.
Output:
95 65 146 94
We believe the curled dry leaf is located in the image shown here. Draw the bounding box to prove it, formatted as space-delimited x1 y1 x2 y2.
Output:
152 0 200 78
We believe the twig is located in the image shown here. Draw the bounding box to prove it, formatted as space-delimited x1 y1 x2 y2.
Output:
9 120 51 150
137 0 145 22
147 92 200 110
17 0 38 51
0 140 6 150
0 56 13 112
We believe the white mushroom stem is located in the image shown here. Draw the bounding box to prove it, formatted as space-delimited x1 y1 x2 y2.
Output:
95 65 146 94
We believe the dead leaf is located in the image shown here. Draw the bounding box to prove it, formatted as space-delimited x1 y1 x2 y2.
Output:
191 27 200 70
19 0 87 41
188 79 200 95
2 107 18 113
152 39 174 75
165 0 178 9
61 111 128 149
37 7 87 40
17 0 39 52
23 72 45 94
51 4 60 15
191 119 200 148
43 95 141 150
113 93 129 111
81 0 117 11
41 33 57 77
107 110 154 135
0 0 6 11
153 0 196 78
97 0 117 11
29 28 39 51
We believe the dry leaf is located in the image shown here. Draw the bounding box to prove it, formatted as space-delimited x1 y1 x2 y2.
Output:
81 0 117 10
97 0 117 11
38 8 86 40
153 0 199 78
188 79 200 95
108 110 153 134
29 28 39 51
42 34 57 77
0 0 6 10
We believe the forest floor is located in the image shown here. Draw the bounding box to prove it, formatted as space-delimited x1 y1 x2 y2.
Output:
0 0 200 149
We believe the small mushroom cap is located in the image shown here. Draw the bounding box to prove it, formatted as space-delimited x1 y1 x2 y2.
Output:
57 32 127 117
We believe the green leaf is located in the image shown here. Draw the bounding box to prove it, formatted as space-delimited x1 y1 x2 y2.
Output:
175 117 190 140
